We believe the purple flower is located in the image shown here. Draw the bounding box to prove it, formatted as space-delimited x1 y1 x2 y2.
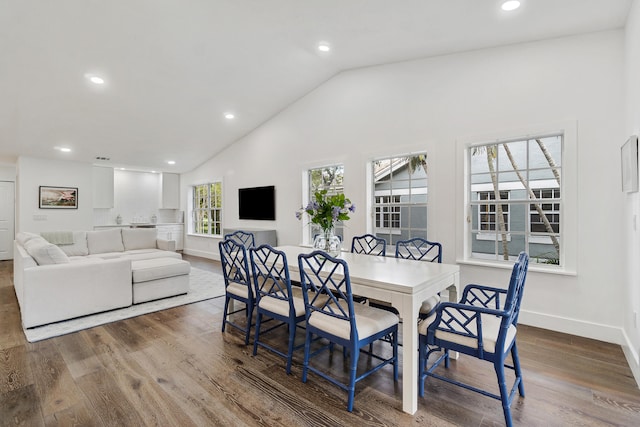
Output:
349 203 356 213
332 206 341 220
295 211 302 220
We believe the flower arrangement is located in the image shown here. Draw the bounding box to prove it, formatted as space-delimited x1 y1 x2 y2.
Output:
296 189 355 232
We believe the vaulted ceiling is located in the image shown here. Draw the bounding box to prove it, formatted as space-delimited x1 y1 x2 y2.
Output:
0 0 632 173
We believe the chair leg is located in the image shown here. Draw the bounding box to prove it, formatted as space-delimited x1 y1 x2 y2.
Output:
511 342 525 397
347 343 359 412
244 302 254 345
495 361 514 427
252 312 262 356
302 330 312 383
286 319 296 374
392 330 398 381
418 335 427 397
221 296 230 332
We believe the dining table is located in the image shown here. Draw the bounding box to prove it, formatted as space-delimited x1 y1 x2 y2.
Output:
274 245 460 415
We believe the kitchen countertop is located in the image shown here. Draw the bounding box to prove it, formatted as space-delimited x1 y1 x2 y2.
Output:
94 223 184 227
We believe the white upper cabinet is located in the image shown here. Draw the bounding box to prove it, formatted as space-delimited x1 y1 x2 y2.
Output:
93 166 114 208
160 173 180 209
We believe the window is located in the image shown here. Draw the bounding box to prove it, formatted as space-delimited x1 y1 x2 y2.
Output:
478 191 510 232
375 195 401 229
308 165 344 241
192 182 222 236
468 134 562 265
372 153 428 245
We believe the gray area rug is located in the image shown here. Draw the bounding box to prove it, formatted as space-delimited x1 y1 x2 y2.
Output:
23 267 225 342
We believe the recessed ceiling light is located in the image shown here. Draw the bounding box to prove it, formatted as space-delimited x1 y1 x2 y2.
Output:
501 1 521 11
167 160 176 165
224 112 235 120
84 73 105 85
151 170 157 173
317 42 331 52
56 146 71 152
119 167 126 171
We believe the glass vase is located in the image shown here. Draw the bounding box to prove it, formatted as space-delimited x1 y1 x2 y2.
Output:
313 227 341 257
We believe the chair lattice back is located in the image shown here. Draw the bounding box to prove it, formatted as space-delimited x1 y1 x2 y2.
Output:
249 245 292 307
298 251 355 330
224 230 255 248
395 237 442 262
351 234 387 256
219 238 252 289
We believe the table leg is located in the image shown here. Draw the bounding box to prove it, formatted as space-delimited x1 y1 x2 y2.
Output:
400 295 420 414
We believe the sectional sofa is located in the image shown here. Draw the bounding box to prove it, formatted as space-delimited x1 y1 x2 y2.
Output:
13 228 190 328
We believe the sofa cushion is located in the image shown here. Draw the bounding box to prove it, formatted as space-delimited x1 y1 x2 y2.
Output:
58 231 89 256
122 228 157 251
131 258 191 283
24 237 70 265
16 232 41 247
87 228 124 254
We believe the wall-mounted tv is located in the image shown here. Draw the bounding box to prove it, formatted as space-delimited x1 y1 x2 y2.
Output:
239 185 275 220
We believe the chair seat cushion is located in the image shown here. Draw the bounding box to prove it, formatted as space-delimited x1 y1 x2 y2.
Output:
258 287 305 317
226 282 251 299
419 295 441 316
418 310 516 354
309 302 399 341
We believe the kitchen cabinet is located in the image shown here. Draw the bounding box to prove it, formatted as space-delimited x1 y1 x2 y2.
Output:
157 224 184 250
160 173 180 209
93 166 114 208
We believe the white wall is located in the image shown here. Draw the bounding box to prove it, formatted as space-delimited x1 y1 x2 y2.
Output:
623 0 640 384
0 165 16 181
16 156 94 232
182 30 627 347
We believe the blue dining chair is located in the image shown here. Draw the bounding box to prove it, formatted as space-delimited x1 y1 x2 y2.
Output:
224 230 255 248
249 244 306 374
418 251 529 427
298 250 399 412
219 238 254 345
396 237 443 319
351 234 387 256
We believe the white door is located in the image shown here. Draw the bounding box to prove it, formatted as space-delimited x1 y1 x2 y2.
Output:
0 181 15 260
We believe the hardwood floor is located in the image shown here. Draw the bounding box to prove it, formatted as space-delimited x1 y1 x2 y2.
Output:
2 255 640 426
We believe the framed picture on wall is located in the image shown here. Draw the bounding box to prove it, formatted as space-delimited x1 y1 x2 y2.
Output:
621 135 639 193
39 186 78 209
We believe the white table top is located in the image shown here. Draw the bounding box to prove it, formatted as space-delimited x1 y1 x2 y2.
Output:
275 245 460 295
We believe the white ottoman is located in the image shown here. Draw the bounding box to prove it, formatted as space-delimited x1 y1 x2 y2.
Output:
131 257 191 304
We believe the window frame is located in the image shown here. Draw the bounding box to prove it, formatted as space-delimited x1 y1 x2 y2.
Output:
190 181 223 237
457 121 577 274
371 152 429 245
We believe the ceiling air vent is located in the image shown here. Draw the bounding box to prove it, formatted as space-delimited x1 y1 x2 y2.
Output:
95 156 110 161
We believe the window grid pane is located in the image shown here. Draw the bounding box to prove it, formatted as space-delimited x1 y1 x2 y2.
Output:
372 153 428 244
192 182 222 236
469 135 562 265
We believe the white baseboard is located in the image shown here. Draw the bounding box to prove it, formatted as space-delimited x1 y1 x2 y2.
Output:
518 309 625 345
183 248 220 261
621 329 640 388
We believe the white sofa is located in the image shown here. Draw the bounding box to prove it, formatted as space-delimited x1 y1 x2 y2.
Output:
14 228 190 328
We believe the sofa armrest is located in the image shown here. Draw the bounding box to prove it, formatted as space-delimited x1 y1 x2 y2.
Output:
21 258 132 328
156 238 176 252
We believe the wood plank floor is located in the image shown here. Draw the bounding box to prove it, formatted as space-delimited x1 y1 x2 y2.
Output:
2 255 640 426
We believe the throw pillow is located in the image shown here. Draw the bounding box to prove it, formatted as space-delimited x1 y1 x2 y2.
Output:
16 232 41 247
24 237 70 265
121 228 158 251
59 231 89 256
87 228 125 254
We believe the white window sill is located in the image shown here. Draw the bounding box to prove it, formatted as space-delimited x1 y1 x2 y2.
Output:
187 233 222 239
456 258 576 276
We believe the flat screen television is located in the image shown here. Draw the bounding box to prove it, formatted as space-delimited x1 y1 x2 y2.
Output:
238 185 275 220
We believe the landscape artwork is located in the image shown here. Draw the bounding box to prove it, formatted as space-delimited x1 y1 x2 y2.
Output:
39 186 78 209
